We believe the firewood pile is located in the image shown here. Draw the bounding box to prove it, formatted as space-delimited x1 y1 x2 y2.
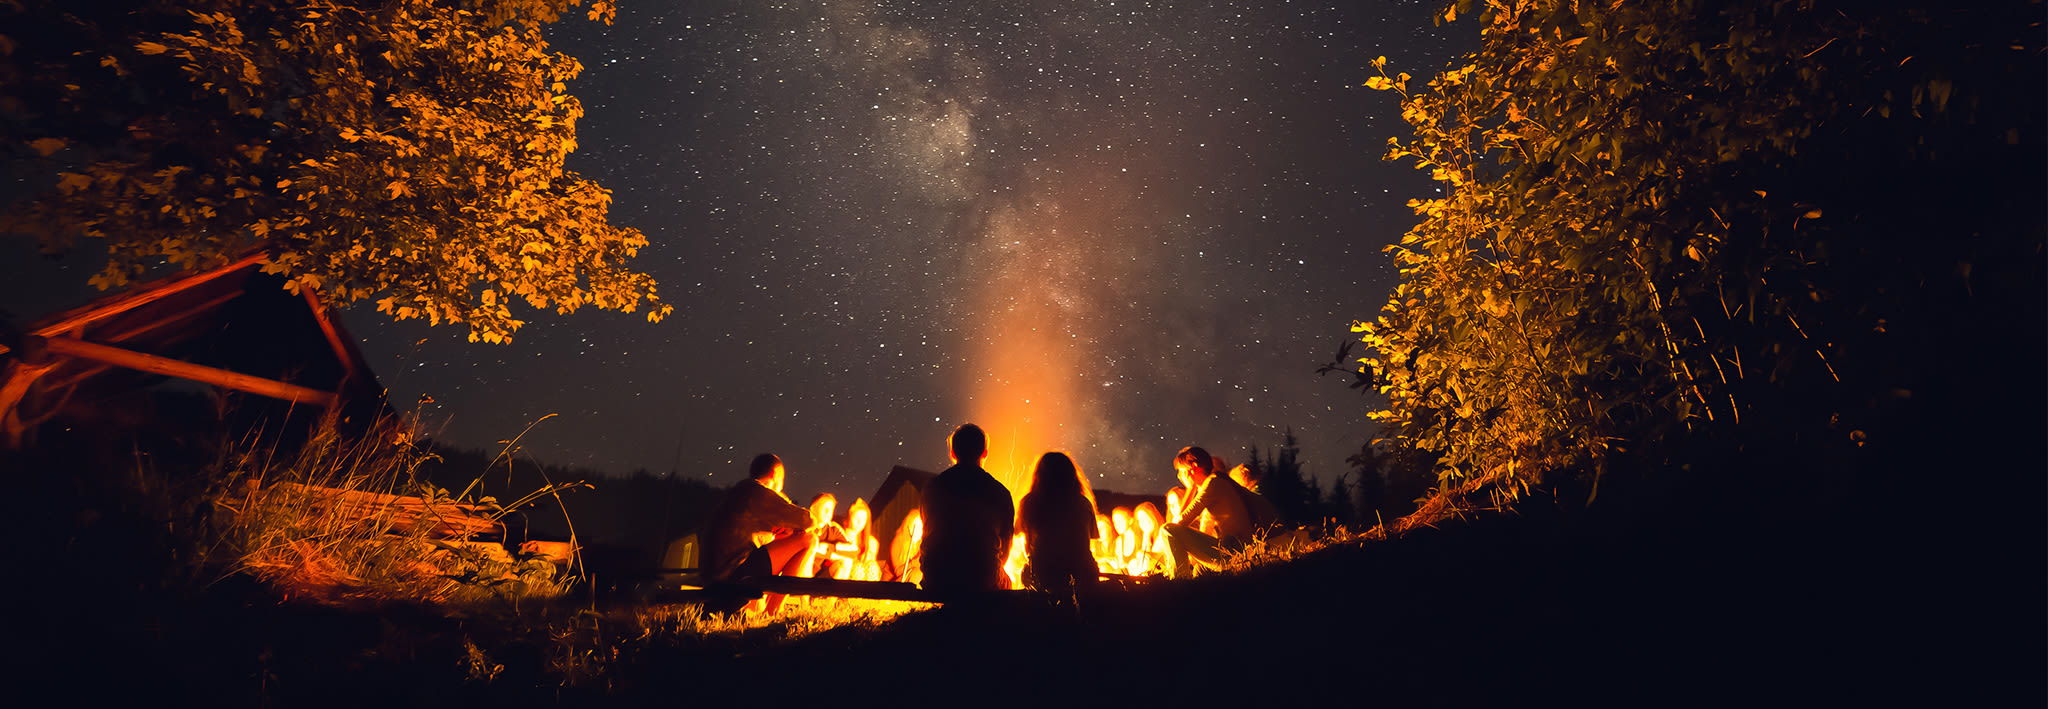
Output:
273 482 504 542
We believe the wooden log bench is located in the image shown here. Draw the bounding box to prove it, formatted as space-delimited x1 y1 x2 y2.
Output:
639 569 930 605
637 569 1072 609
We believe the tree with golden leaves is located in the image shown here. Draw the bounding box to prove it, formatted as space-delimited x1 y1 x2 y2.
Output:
1 0 668 343
1353 0 2042 509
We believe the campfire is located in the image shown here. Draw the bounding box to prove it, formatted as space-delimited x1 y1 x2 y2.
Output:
815 478 1187 591
658 460 1225 614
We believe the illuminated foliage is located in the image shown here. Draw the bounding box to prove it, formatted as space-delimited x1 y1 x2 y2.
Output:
0 0 669 343
1357 0 2041 505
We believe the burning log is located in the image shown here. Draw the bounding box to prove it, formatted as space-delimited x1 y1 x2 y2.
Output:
1001 531 1028 589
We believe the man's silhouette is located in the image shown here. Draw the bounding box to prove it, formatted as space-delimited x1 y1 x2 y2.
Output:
917 423 1015 597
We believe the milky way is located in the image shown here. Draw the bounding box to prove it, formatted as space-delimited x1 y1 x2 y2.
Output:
3 0 1474 501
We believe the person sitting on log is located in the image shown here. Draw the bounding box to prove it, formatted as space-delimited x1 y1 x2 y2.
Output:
1159 446 1272 579
918 423 1015 599
1226 463 1284 532
699 453 819 614
1018 451 1099 604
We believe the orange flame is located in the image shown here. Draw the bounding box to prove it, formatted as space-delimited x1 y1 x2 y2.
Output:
1001 531 1029 590
964 210 1094 503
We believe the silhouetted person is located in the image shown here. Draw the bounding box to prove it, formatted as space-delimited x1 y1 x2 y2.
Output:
699 453 818 613
805 492 847 578
1227 463 1284 529
1160 446 1271 579
1018 451 1099 603
918 423 1015 598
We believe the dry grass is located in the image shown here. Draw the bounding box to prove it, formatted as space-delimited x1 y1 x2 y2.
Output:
203 419 574 609
1216 482 1492 574
1215 524 1352 574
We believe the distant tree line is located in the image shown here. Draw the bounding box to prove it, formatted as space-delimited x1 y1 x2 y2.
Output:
1239 428 1435 533
413 441 720 569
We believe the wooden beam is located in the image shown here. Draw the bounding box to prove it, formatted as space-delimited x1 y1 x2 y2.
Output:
35 290 247 395
301 288 359 386
0 250 267 358
0 351 59 449
95 290 244 346
34 250 267 338
38 336 338 408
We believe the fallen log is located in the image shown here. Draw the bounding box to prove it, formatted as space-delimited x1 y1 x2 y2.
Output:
267 482 503 541
636 573 1056 605
748 575 932 602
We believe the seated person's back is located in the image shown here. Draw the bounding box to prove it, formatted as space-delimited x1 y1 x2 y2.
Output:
1018 452 1099 597
919 424 1015 594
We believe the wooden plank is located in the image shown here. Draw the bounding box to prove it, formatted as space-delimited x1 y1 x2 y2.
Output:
640 577 1057 607
2 250 269 356
39 336 339 409
35 290 247 394
645 586 763 605
95 289 244 346
440 539 514 564
643 571 1062 603
278 482 502 540
748 575 951 603
342 503 500 540
518 540 577 566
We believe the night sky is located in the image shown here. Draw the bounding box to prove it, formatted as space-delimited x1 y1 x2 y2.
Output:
4 0 1474 502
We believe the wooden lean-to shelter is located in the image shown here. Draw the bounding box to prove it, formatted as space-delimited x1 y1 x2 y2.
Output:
0 250 389 449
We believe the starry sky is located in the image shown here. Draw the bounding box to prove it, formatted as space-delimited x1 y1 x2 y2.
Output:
5 0 1474 502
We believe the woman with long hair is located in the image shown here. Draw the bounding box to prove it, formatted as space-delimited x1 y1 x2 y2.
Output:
1017 451 1099 602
